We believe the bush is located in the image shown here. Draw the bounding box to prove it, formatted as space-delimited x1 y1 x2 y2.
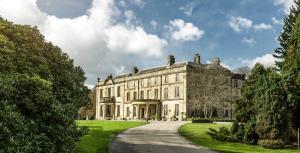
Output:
207 127 236 142
192 118 213 123
258 139 285 149
231 121 239 134
234 123 245 141
243 121 258 144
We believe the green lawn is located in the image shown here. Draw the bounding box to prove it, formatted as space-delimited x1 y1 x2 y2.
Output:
179 123 300 153
75 120 145 153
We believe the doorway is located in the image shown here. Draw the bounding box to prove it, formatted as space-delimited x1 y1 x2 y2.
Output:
141 108 145 118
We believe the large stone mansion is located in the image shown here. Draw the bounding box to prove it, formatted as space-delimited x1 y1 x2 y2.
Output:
95 53 244 121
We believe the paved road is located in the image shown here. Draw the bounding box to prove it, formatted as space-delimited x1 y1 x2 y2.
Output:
109 121 217 153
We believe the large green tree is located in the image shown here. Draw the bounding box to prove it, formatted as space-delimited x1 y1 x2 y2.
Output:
0 18 89 152
273 0 300 70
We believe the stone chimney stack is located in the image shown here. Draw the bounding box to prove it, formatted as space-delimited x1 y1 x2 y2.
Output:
212 57 220 65
132 66 139 74
194 53 201 64
167 55 175 66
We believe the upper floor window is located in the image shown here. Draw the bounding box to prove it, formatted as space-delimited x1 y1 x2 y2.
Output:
164 75 168 83
127 92 130 101
100 89 103 98
147 78 151 87
140 90 144 99
154 77 157 84
133 92 137 100
175 86 180 97
164 88 168 99
107 88 111 97
147 90 151 99
175 74 179 82
140 79 144 87
117 86 121 97
154 89 159 99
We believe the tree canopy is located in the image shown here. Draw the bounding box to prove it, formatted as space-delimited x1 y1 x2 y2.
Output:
0 18 89 152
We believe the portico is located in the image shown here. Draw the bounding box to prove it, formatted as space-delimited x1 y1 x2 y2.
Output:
131 100 160 120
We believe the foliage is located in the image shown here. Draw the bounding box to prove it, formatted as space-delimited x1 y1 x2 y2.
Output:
192 118 213 123
243 120 258 144
258 139 285 149
179 123 299 153
0 18 90 152
273 0 300 70
206 126 236 142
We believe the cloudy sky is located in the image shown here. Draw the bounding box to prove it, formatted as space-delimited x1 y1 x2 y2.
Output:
0 0 294 87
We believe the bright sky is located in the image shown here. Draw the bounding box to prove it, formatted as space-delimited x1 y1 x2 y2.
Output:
0 0 294 87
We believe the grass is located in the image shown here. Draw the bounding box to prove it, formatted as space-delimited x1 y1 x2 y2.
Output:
75 120 145 153
179 123 300 153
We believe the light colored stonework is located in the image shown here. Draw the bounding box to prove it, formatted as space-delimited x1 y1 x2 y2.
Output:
95 53 244 120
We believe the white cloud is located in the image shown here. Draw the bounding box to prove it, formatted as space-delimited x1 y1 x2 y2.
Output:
150 19 158 29
0 0 167 86
241 37 256 46
273 0 294 14
228 16 253 32
254 23 272 31
131 0 145 8
179 2 195 16
243 54 277 68
166 19 204 41
272 17 283 25
229 16 272 32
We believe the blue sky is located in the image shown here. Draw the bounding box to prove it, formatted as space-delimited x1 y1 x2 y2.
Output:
0 0 293 87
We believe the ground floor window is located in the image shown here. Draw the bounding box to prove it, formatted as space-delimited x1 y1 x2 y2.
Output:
163 104 168 116
117 105 120 117
106 105 111 117
126 107 130 117
175 104 179 116
100 105 103 117
133 107 136 116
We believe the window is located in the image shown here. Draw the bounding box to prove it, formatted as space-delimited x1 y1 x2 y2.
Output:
175 74 179 82
175 87 179 97
154 77 157 84
163 105 168 116
147 78 150 86
140 90 144 99
140 79 144 87
100 89 103 98
133 107 136 116
134 81 136 88
107 88 111 97
164 88 168 99
117 86 121 97
175 104 179 116
147 90 151 99
106 105 111 116
133 92 137 100
126 107 130 117
154 89 159 99
100 105 103 117
127 92 130 101
164 75 168 83
117 105 120 117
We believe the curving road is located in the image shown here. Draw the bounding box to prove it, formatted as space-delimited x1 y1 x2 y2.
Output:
109 121 217 153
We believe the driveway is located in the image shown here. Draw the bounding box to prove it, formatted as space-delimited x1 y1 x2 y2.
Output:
109 121 217 153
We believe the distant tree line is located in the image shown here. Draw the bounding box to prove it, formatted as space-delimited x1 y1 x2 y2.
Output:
0 18 90 152
208 0 300 149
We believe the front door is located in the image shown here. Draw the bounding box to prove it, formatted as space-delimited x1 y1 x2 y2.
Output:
141 108 145 118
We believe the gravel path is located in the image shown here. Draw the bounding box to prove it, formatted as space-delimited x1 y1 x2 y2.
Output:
109 121 217 153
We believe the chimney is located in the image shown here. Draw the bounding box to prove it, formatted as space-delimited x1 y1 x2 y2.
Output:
97 77 100 83
194 53 201 64
167 55 175 66
212 57 220 65
132 66 139 74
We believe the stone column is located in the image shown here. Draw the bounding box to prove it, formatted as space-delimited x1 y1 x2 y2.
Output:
156 103 158 119
146 104 149 119
103 104 106 118
137 104 140 119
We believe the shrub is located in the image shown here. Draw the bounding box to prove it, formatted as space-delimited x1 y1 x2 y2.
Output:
234 123 244 141
192 118 213 123
231 121 239 134
207 127 236 142
258 139 285 149
243 121 258 144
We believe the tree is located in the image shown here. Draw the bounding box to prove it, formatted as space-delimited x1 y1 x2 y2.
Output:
273 0 300 70
0 18 89 152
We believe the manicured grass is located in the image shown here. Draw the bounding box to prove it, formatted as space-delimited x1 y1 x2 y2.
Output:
179 123 300 153
75 120 145 153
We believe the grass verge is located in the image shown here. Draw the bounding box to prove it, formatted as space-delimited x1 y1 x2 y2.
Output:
75 120 145 153
179 123 299 153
